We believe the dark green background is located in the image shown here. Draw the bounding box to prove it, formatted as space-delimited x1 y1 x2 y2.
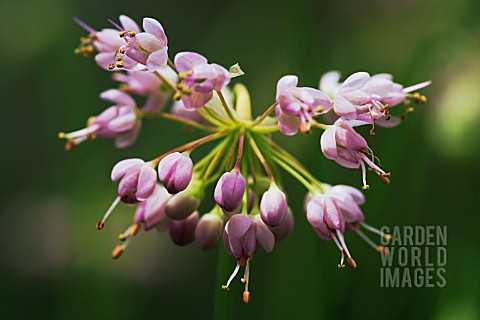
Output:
1 0 479 319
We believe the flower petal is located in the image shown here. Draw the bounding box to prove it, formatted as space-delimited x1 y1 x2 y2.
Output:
136 165 157 201
100 89 136 107
174 52 208 73
143 18 167 46
146 47 168 71
119 15 140 33
276 75 298 100
111 158 144 181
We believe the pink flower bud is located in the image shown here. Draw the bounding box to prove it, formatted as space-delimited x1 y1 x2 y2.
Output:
214 170 246 213
195 211 224 250
169 211 199 246
260 184 288 227
158 152 193 194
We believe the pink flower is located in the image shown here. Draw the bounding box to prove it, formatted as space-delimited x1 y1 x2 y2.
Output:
107 16 169 72
195 211 224 250
111 158 157 204
259 184 288 227
75 16 142 71
214 170 247 214
169 211 199 246
320 119 389 189
276 75 332 135
59 89 141 149
334 72 430 126
174 52 230 110
222 214 274 303
306 194 357 269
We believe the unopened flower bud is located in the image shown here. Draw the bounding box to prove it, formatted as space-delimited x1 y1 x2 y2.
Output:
214 170 246 212
195 210 224 250
169 211 199 246
268 208 294 241
260 184 288 227
158 152 193 194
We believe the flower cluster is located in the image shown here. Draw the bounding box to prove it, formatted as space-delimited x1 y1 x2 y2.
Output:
61 15 430 304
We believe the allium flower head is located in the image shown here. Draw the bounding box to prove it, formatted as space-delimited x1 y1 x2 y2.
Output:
63 14 431 306
275 75 332 135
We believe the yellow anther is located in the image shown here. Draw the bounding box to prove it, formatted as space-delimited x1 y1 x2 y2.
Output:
128 31 136 37
115 56 123 61
108 63 115 70
361 185 370 191
119 48 126 54
116 62 124 68
316 106 324 113
384 234 392 242
173 92 182 101
58 132 66 139
221 285 230 291
347 257 357 269
407 107 415 113
74 48 81 55
119 233 127 241
338 264 345 269
240 278 246 284
119 31 126 38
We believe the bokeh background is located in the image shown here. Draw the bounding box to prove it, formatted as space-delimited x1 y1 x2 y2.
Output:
1 0 480 319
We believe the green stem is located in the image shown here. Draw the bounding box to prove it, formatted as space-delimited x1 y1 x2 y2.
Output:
269 154 318 194
139 111 217 132
259 136 325 192
216 90 237 123
154 71 177 92
250 102 278 127
167 58 178 74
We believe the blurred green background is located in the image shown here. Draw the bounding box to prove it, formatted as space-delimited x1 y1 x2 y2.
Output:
1 0 480 319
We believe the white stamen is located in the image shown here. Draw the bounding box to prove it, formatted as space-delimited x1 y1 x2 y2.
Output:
99 196 121 226
360 161 368 187
403 81 431 93
359 153 385 175
244 259 250 292
360 222 387 238
336 229 352 259
64 125 100 139
225 261 240 288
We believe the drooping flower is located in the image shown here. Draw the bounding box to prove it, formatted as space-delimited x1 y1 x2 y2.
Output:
58 89 141 149
158 152 194 194
111 158 157 204
320 119 390 189
165 178 203 220
275 75 332 135
108 16 169 72
306 193 357 269
174 52 231 110
222 214 275 303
